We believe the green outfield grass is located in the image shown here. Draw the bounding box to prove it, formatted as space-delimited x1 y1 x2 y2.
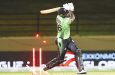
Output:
0 71 115 75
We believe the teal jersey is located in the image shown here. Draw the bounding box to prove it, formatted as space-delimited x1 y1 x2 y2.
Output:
56 15 71 39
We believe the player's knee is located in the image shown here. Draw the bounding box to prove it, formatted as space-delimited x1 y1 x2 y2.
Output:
69 42 78 51
75 48 82 56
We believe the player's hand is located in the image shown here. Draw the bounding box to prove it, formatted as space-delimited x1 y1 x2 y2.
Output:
63 3 74 11
68 3 74 11
63 3 70 10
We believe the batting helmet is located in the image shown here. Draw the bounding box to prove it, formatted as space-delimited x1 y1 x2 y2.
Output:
58 8 69 17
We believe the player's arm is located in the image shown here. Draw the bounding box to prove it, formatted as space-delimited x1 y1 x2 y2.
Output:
68 11 75 24
63 3 75 23
69 11 75 22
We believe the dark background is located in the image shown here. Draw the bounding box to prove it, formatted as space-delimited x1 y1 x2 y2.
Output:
0 0 115 36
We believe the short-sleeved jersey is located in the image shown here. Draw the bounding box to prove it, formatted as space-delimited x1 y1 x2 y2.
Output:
56 15 71 39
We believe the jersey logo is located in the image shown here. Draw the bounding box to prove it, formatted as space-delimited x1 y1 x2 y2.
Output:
56 18 62 32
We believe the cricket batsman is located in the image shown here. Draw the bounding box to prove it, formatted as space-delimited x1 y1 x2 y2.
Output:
42 3 87 74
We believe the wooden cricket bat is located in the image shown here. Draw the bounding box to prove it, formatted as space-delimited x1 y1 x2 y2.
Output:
40 7 61 14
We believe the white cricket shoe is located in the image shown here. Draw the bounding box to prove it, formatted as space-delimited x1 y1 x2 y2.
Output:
77 70 87 74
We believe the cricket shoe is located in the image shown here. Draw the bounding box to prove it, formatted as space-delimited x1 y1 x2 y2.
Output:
43 64 50 71
77 70 87 74
43 66 49 71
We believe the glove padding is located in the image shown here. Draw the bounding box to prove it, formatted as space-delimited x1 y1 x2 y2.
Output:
63 3 70 11
63 3 74 11
68 3 74 11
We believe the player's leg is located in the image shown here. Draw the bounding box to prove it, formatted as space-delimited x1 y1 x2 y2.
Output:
75 49 87 74
43 38 67 71
43 56 65 71
67 39 87 74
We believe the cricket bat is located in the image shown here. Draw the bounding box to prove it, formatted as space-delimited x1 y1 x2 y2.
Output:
40 7 61 14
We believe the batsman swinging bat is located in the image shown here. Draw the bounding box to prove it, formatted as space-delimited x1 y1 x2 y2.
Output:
40 7 61 14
